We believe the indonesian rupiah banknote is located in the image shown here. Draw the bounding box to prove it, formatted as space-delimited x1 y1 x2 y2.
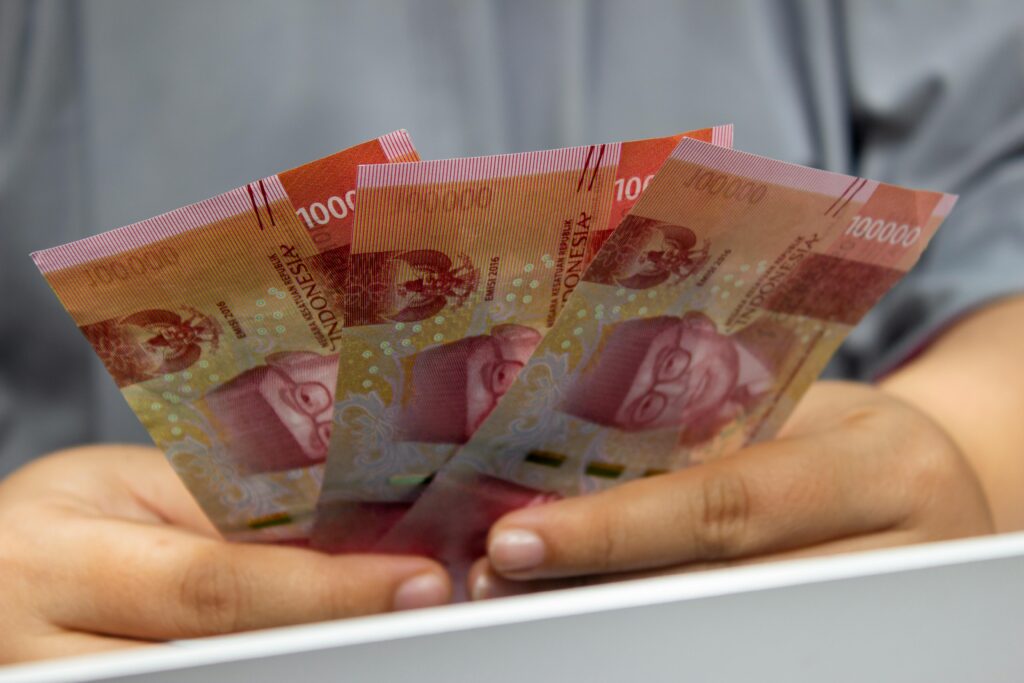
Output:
376 137 957 567
312 126 734 551
32 131 419 541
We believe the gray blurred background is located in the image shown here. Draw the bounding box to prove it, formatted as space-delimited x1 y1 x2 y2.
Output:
3 0 1023 478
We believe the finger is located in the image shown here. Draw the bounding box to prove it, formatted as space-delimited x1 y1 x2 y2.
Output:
487 427 911 579
107 446 221 536
42 517 450 641
473 529 922 600
5 445 218 536
3 630 153 665
468 557 583 601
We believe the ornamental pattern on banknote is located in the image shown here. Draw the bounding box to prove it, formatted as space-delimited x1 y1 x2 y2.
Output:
344 250 480 326
160 395 321 539
475 350 576 489
314 128 734 551
320 150 619 514
376 138 955 568
34 132 421 540
330 392 447 499
329 321 543 499
586 215 711 291
82 307 222 387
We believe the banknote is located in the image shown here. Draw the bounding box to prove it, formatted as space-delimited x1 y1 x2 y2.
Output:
32 131 418 541
376 138 957 567
312 126 734 552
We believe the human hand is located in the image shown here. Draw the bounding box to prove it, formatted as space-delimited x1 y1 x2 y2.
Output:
470 381 993 599
0 446 451 664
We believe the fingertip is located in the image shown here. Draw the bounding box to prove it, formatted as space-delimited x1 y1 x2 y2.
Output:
493 499 554 530
392 571 450 611
468 560 530 601
488 528 546 574
320 552 451 614
470 566 498 601
467 558 491 601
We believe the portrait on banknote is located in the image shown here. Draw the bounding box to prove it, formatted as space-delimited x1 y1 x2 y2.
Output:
563 312 791 446
396 323 542 444
205 350 339 474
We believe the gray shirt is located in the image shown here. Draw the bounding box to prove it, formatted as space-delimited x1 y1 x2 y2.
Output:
3 0 1023 477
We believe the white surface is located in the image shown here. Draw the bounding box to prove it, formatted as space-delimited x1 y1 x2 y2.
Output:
4 532 1024 682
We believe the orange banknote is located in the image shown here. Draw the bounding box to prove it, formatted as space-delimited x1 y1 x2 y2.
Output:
312 127 734 551
376 138 957 569
32 131 418 541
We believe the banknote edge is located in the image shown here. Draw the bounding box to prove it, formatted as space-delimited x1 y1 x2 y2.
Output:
357 141 625 188
671 138 957 214
30 176 289 273
378 129 418 161
710 124 734 149
358 126 733 190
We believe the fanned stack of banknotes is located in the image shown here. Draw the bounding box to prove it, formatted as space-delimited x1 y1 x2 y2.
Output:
33 127 957 572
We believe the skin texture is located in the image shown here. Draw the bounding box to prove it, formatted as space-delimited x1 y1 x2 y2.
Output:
472 296 1024 599
880 296 1024 533
0 298 1020 661
0 447 451 664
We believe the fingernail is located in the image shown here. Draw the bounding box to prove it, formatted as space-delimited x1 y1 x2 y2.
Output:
393 573 449 611
470 570 526 601
470 571 495 601
489 529 546 573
